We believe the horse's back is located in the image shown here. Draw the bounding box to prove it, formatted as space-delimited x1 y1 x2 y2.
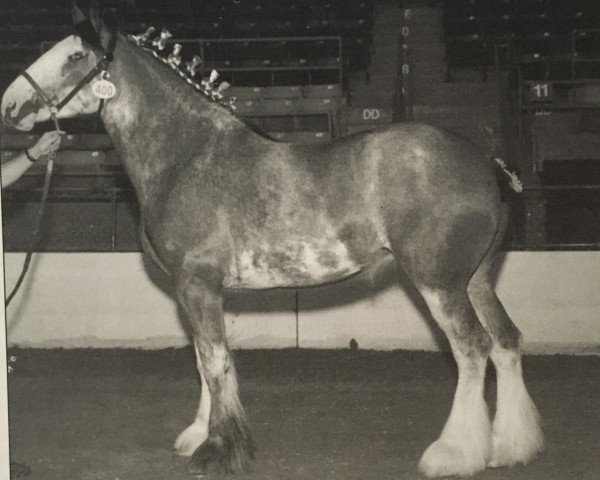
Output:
288 121 501 220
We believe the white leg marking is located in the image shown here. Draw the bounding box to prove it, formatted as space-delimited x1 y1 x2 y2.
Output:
489 347 544 467
419 358 492 477
174 343 211 457
418 290 492 478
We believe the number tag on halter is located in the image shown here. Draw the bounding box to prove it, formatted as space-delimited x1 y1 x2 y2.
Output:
91 79 116 99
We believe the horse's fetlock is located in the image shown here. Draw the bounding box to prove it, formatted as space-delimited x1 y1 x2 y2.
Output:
189 427 254 475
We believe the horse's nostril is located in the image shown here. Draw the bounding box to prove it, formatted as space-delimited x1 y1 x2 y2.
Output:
2 102 17 127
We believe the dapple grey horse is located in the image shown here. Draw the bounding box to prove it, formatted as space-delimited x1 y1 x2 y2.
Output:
1 4 543 476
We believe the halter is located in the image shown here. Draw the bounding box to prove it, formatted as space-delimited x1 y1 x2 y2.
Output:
19 31 116 130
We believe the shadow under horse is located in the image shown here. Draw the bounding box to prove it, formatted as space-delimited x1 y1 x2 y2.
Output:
0 4 544 477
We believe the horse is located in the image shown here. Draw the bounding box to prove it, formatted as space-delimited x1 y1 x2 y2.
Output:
0 4 544 477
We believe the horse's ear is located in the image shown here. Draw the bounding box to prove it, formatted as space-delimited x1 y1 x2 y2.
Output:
71 1 87 23
89 1 115 52
72 1 102 48
89 1 102 33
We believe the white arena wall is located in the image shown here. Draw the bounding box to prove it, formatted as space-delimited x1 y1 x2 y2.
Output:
3 251 600 355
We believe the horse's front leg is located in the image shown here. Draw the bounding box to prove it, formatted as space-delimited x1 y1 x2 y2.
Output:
175 263 254 475
174 342 211 456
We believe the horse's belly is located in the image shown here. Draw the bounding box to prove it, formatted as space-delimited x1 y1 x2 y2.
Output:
224 238 361 289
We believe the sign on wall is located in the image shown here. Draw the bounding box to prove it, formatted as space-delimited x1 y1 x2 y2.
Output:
528 81 554 102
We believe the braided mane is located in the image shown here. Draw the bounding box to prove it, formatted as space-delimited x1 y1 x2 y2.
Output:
127 29 238 113
127 28 284 141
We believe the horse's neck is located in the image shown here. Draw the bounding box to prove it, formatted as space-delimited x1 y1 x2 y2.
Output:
100 37 243 205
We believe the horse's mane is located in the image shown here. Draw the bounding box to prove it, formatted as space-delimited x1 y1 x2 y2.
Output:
126 31 277 140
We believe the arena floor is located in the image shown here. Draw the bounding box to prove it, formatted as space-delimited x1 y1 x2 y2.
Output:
6 348 600 480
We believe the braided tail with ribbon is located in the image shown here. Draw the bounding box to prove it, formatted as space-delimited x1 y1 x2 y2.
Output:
493 156 523 193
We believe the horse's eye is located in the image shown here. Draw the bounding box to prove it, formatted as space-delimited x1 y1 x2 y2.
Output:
68 51 87 62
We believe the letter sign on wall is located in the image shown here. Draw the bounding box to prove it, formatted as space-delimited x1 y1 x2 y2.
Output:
362 108 381 120
348 107 391 125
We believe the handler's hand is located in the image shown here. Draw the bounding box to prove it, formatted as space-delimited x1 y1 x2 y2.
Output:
28 130 64 160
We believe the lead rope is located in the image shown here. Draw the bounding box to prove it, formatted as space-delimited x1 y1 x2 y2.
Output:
5 117 61 307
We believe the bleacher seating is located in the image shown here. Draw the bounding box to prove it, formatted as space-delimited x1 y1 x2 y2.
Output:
175 37 343 87
0 1 373 68
443 0 600 79
442 0 600 116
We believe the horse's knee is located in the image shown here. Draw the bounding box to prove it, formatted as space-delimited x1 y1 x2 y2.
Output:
201 342 232 378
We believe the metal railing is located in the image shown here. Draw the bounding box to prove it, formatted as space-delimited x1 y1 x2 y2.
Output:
172 36 344 86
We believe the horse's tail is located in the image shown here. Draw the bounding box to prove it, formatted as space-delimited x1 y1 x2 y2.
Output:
478 125 523 197
492 156 523 194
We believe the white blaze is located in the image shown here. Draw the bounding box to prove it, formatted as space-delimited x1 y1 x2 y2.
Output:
1 36 99 130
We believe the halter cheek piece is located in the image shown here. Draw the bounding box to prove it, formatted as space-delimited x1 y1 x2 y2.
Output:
19 32 116 130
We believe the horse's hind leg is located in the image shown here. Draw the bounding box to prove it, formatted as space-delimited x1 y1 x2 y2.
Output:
416 286 493 477
468 211 544 467
388 211 497 477
176 263 254 474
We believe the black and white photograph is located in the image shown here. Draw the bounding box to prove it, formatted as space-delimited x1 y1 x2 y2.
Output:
1 0 599 478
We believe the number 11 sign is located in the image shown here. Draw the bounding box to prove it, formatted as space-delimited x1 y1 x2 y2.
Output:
529 82 553 102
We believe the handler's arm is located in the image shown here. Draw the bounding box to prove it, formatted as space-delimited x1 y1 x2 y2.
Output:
1 153 36 188
1 131 63 188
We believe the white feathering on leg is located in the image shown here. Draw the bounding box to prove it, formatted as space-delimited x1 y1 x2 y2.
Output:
489 348 544 467
418 290 492 477
418 363 492 477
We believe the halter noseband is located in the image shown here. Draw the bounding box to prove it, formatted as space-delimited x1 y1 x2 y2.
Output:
20 32 116 129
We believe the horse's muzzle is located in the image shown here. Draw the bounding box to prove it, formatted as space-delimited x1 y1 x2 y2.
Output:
1 99 17 127
1 95 39 131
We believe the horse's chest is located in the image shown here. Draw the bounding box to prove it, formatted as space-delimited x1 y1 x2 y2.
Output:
225 237 360 288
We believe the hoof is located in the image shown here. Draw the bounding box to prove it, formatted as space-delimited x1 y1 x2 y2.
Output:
488 392 545 468
488 419 544 468
189 438 227 476
189 434 255 475
419 439 488 478
175 422 208 457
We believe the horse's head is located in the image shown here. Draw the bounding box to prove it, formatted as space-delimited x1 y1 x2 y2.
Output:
1 2 115 131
